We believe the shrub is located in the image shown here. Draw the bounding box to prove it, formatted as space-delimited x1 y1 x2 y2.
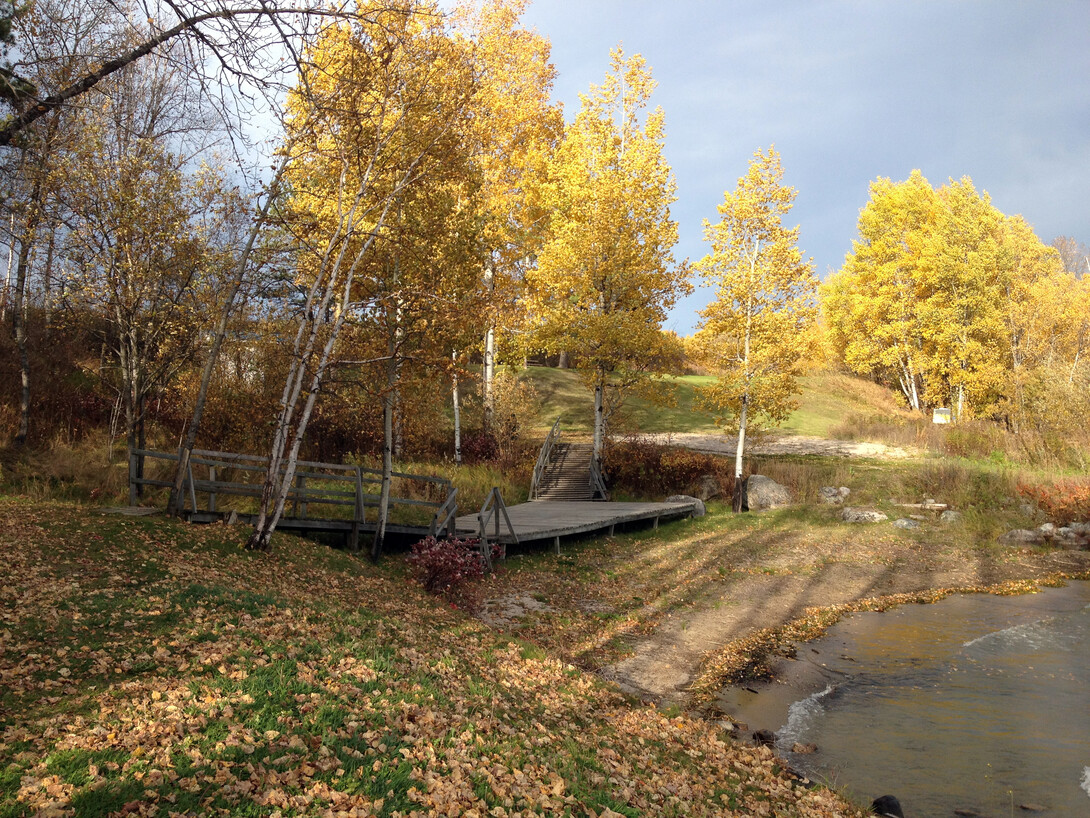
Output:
406 536 500 611
458 429 500 464
1017 479 1090 524
604 436 736 499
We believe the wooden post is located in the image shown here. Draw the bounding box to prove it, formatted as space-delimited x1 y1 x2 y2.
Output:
294 474 307 518
128 449 137 506
186 459 197 513
208 465 217 513
554 535 560 555
350 468 363 553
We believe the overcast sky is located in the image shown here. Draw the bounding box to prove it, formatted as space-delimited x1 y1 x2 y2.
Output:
517 0 1090 335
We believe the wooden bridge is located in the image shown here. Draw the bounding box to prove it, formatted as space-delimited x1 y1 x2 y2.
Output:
128 442 700 555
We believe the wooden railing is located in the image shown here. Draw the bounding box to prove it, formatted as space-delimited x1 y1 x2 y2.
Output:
589 454 609 501
129 448 457 539
476 486 517 570
529 416 563 500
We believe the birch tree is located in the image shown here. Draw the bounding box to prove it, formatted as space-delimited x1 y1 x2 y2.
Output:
824 172 1077 422
63 53 239 465
694 146 816 512
246 0 473 552
453 0 561 426
525 47 688 464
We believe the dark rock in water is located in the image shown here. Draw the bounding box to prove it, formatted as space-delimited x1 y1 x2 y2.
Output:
752 729 776 747
871 795 905 817
952 810 985 817
790 742 818 754
1019 805 1048 813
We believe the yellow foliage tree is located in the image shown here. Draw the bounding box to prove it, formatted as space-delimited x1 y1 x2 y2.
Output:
524 47 689 463
452 0 562 422
824 171 1077 426
249 0 477 552
694 146 816 511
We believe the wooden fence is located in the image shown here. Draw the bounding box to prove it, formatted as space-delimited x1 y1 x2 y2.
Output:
129 448 458 550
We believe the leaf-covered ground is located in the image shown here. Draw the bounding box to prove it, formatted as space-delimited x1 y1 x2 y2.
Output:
0 497 865 817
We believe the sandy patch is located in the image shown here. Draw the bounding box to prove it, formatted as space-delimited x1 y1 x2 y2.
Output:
648 432 917 460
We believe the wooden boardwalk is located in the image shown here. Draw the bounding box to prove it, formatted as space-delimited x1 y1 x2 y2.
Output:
455 499 700 550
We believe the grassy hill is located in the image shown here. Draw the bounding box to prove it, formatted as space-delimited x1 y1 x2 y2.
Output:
523 366 911 439
0 497 863 817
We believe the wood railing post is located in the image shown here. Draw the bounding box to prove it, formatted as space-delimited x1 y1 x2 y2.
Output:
295 474 307 518
186 459 197 513
208 465 217 513
350 468 363 552
128 449 137 506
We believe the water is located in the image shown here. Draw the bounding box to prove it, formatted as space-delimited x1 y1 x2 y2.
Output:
718 582 1090 816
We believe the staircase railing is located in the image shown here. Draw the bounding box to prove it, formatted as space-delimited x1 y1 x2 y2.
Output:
529 416 562 500
589 454 609 501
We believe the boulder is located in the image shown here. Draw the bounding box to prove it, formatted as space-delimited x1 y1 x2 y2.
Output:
1055 527 1090 550
893 518 920 530
745 475 792 510
1069 521 1090 536
1037 522 1056 538
842 507 889 523
998 528 1044 546
939 509 963 524
819 486 851 505
665 494 706 517
695 474 721 501
752 729 776 747
871 795 905 818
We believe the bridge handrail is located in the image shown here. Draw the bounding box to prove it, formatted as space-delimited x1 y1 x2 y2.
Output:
129 448 454 538
477 487 517 570
529 417 563 500
589 454 609 501
431 486 458 539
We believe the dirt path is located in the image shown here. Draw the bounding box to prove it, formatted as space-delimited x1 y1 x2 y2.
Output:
648 431 917 460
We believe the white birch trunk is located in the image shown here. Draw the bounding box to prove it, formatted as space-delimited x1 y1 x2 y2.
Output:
169 152 290 516
452 350 462 464
593 378 604 465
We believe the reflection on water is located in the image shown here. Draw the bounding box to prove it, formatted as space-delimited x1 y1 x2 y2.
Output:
723 582 1090 816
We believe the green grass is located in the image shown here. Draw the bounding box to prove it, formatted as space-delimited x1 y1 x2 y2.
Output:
520 366 913 439
2 496 867 817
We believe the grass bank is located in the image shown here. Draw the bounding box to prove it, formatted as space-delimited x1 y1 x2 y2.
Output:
0 496 863 818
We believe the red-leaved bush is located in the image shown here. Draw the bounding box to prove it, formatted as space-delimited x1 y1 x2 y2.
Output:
1017 480 1090 525
604 437 736 499
406 536 501 611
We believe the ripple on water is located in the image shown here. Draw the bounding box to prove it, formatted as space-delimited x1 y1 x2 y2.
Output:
720 582 1090 816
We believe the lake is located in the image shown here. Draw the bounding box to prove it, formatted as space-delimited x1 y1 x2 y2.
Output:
716 581 1090 816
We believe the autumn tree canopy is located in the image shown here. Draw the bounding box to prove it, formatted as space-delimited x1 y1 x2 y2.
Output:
823 171 1083 424
693 146 816 509
524 47 689 461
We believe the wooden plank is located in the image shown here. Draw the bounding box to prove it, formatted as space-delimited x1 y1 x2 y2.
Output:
453 500 698 545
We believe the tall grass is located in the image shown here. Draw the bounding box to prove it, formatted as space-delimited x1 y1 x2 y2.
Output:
0 430 130 504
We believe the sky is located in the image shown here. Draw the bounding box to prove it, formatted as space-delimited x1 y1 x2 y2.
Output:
516 0 1090 335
